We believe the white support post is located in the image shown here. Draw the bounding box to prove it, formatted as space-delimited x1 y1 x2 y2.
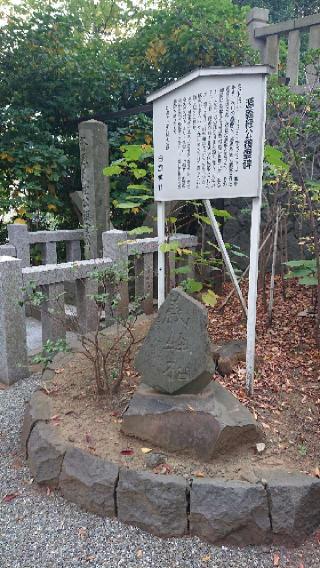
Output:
203 199 247 317
245 196 262 395
157 201 166 308
268 205 280 324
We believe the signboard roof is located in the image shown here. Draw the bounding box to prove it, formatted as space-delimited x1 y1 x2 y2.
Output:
147 65 270 103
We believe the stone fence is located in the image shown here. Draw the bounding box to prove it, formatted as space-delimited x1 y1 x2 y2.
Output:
0 224 85 267
248 8 320 90
0 228 198 386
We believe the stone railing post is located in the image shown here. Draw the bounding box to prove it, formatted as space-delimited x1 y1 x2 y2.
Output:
286 30 301 86
79 120 110 259
102 230 129 318
307 24 320 87
75 278 99 334
66 240 82 262
0 257 29 385
7 223 30 267
247 8 270 62
142 252 154 315
39 241 57 265
41 283 66 345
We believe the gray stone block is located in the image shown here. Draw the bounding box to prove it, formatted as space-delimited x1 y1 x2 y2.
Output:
59 447 118 517
0 244 16 257
0 256 29 385
135 288 215 394
27 423 67 487
117 469 188 537
7 224 30 266
22 258 113 287
122 381 262 460
21 391 53 457
27 229 84 244
190 479 271 545
256 469 320 544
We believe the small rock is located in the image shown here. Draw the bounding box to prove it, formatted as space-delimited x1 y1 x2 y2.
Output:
211 340 246 376
145 452 167 468
256 443 266 454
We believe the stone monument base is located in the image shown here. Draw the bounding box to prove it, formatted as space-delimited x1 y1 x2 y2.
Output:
121 381 263 460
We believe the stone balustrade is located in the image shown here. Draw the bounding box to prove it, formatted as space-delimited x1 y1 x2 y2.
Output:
102 230 198 315
247 8 320 90
0 230 198 386
6 224 85 267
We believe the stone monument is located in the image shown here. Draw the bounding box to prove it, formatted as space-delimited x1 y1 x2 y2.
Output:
122 288 263 460
135 287 215 394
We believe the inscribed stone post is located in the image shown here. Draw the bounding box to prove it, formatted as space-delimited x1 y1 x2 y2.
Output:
79 120 110 258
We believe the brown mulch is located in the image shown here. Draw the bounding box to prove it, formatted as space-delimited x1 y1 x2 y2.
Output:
209 276 320 476
44 276 320 480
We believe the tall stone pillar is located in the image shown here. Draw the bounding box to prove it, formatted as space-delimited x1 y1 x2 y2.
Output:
78 120 110 259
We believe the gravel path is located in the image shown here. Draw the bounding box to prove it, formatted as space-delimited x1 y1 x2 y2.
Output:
1 374 319 568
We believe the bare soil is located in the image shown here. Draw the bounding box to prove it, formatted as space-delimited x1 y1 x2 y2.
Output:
42 278 320 481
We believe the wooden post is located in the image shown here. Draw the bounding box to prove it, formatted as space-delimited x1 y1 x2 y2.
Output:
157 201 166 307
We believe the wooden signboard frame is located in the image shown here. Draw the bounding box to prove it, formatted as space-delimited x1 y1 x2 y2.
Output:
147 66 270 394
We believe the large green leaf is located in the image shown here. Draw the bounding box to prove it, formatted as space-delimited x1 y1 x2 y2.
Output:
128 226 153 236
264 145 289 170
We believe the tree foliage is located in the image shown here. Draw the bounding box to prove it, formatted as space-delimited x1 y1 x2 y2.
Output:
234 0 320 23
0 0 253 234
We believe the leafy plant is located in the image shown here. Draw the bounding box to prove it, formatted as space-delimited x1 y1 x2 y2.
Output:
103 143 154 230
32 338 71 369
284 259 318 286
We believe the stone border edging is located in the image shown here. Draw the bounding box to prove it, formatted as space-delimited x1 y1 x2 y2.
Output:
22 390 320 546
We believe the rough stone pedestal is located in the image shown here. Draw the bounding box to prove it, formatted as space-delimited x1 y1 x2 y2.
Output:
121 381 263 460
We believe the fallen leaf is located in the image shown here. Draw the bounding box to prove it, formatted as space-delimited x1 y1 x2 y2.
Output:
85 432 93 444
193 471 205 478
120 448 134 456
273 552 280 566
201 555 211 562
153 463 172 475
314 467 320 478
46 487 51 496
78 527 87 540
2 492 20 503
141 448 153 454
136 550 143 559
54 368 65 374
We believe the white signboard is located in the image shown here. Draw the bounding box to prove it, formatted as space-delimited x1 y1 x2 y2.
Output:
149 67 268 201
